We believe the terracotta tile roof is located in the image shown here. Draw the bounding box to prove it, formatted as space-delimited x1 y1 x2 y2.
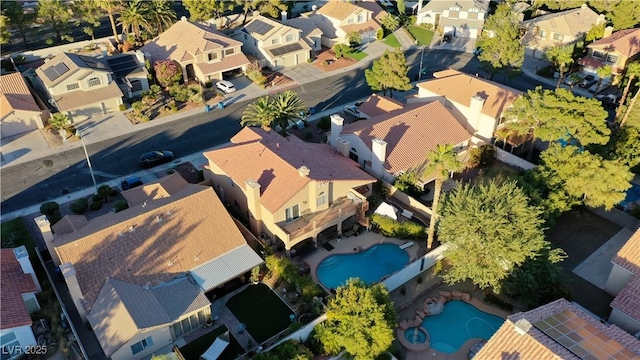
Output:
339 101 472 173
196 53 250 75
0 248 37 329
317 0 361 20
522 6 601 36
588 28 640 58
579 55 604 69
358 94 405 117
204 128 375 213
54 178 249 312
121 172 188 207
476 298 640 359
51 215 89 235
54 81 123 111
611 275 640 323
140 19 243 63
612 228 640 275
341 18 382 34
418 69 522 119
0 73 42 118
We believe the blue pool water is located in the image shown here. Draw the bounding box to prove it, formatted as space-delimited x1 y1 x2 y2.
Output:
419 300 504 354
316 243 409 289
620 183 640 208
404 328 427 344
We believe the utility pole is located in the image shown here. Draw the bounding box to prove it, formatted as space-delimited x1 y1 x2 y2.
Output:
78 128 98 194
418 46 426 81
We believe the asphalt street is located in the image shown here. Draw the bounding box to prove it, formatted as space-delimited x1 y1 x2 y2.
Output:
0 49 552 214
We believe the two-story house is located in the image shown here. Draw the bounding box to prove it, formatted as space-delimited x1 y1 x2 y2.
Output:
310 0 385 47
36 173 263 360
580 27 640 76
141 17 250 84
233 14 318 69
0 246 42 360
35 53 124 122
204 127 376 256
521 4 604 59
416 0 488 39
412 69 522 145
1 72 50 139
328 96 472 183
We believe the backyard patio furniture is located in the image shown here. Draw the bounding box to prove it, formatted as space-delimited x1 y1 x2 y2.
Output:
343 223 360 237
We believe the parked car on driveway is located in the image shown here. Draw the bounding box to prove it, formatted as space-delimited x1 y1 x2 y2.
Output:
139 151 174 168
596 93 620 109
216 80 236 93
344 105 366 120
578 74 595 88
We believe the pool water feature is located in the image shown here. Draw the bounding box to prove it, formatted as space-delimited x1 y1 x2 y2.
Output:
316 243 409 289
404 327 427 344
420 300 504 354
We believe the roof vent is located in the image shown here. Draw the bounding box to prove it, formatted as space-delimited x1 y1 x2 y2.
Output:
298 165 310 177
181 16 188 22
276 143 280 150
128 225 136 232
155 215 163 223
142 201 147 208
514 318 532 335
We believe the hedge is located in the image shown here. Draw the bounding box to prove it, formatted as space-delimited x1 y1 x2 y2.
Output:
371 213 426 239
40 201 59 215
69 198 89 214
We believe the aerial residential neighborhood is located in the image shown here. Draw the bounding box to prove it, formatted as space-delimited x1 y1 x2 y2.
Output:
1 1 639 360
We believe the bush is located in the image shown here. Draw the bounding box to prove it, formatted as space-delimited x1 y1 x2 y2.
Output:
154 60 182 88
468 144 496 168
48 213 62 226
204 80 212 88
89 201 102 211
371 213 426 239
316 116 331 131
98 184 116 198
40 201 59 215
69 198 89 214
332 44 348 59
377 29 384 40
393 171 424 197
92 194 105 203
118 103 128 111
113 200 129 213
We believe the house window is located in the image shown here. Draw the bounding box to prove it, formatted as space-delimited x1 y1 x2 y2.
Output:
285 34 294 42
1 332 20 360
172 310 207 339
606 54 618 64
131 336 154 355
449 6 460 18
553 33 564 41
317 192 327 207
130 79 143 92
467 8 479 20
349 147 358 162
347 18 354 24
173 322 184 337
357 13 364 23
271 38 280 45
208 52 218 61
224 48 235 56
66 83 79 91
592 50 604 59
88 77 101 87
285 204 299 222
537 29 547 39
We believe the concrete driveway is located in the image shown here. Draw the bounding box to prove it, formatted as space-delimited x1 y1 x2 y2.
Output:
1 130 50 166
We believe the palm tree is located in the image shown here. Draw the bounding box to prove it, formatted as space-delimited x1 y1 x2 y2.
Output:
616 62 640 121
97 0 123 44
424 144 462 249
546 45 574 88
494 127 515 150
270 90 307 132
594 65 612 93
241 96 274 129
620 86 639 128
567 73 583 90
117 0 152 41
48 113 70 130
148 0 177 35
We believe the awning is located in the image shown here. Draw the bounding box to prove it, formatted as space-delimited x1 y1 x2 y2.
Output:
374 202 398 220
191 244 264 292
201 332 230 360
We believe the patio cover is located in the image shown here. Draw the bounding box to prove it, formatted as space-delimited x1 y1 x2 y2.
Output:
190 244 264 292
201 332 230 360
374 202 398 220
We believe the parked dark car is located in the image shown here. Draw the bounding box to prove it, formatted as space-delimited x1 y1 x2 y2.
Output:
443 34 452 43
121 176 143 190
139 151 174 168
578 74 596 88
596 94 620 109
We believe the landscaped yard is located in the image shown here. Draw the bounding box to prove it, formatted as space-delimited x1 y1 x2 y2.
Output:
406 26 434 46
226 283 294 343
383 33 401 48
345 49 368 61
179 325 244 360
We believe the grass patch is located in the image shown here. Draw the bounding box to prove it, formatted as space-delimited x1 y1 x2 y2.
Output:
406 25 434 46
226 283 293 343
345 50 368 61
383 33 401 48
179 325 244 360
1 218 36 253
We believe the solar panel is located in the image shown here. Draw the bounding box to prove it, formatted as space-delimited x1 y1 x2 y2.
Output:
269 43 303 57
43 62 69 81
532 310 637 360
245 19 274 36
106 56 141 78
53 62 69 75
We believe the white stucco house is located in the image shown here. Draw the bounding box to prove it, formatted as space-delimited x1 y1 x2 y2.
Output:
415 0 488 39
0 72 50 139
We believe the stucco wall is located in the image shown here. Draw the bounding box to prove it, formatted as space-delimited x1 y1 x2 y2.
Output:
608 308 640 335
604 264 635 296
0 326 37 359
111 326 172 360
495 148 535 170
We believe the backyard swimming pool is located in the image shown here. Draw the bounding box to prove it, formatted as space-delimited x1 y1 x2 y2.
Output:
418 300 504 353
316 243 409 289
620 183 640 209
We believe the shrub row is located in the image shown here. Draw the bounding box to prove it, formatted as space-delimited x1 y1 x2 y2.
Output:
371 213 426 239
265 255 323 301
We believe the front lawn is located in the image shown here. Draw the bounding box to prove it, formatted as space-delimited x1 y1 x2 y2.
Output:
1 217 35 253
345 50 368 61
226 283 294 343
383 33 402 48
179 325 244 360
406 25 434 46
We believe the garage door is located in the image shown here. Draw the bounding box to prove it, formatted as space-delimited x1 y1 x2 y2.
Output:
443 26 455 36
468 28 478 38
1 116 38 138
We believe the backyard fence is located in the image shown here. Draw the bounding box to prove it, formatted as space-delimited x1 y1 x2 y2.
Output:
381 181 433 218
589 207 640 231
495 148 535 170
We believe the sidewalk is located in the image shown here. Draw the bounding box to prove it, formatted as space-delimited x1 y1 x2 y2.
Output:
520 55 594 98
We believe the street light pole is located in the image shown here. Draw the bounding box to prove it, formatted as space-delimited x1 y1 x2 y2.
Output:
77 128 98 194
418 46 425 81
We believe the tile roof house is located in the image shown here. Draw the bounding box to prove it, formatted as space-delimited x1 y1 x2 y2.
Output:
521 4 605 59
357 93 405 118
232 14 320 69
475 298 640 359
580 27 640 75
328 97 472 183
204 127 376 255
605 227 640 335
416 0 489 39
309 0 386 47
34 52 125 122
0 72 50 139
0 246 42 360
414 69 522 144
34 173 263 360
141 16 250 84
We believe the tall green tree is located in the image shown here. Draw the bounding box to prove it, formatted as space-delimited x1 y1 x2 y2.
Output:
608 125 640 173
37 0 73 43
3 0 36 47
315 279 396 360
0 15 10 45
538 144 633 210
585 23 605 42
620 87 640 130
545 45 574 88
381 14 399 32
616 62 640 123
241 95 274 129
260 0 288 18
241 0 263 24
96 0 123 44
438 180 548 292
365 49 412 98
117 0 152 41
73 1 102 40
594 65 612 93
397 0 406 15
478 3 524 78
606 1 640 30
424 144 462 250
148 0 177 35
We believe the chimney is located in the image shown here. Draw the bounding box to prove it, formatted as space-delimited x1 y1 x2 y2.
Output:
281 10 287 22
371 138 387 178
60 262 87 323
469 94 486 135
312 5 318 14
513 319 532 335
329 114 344 147
98 44 108 58
14 246 42 292
298 165 310 177
580 3 588 9
603 26 614 38
134 50 145 65
336 137 350 157
418 0 423 13
596 14 606 26
35 215 61 266
181 16 188 22
245 179 261 221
